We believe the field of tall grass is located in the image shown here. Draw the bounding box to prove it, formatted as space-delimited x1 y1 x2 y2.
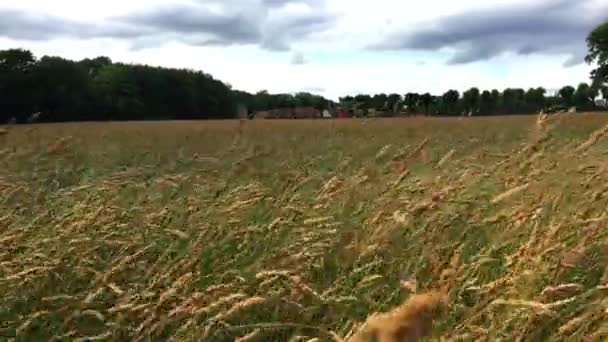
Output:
1 114 608 341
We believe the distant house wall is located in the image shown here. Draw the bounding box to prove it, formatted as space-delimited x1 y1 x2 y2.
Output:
254 111 270 119
294 107 320 118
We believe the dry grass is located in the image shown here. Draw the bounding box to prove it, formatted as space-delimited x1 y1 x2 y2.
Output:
2 114 608 341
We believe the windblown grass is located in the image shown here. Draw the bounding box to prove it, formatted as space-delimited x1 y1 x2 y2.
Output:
1 114 608 341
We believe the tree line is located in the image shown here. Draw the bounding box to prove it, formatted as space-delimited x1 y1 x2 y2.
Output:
0 49 331 123
0 20 606 122
338 84 607 117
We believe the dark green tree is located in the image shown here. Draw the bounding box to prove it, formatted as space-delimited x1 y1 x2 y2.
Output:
0 49 37 122
601 85 608 99
354 94 373 111
558 86 576 107
93 64 144 120
462 87 480 114
490 90 501 114
387 93 402 113
372 93 389 111
420 93 433 115
524 87 546 113
574 83 598 110
480 90 493 114
33 56 92 121
586 21 608 86
441 90 459 115
404 93 420 114
80 56 112 77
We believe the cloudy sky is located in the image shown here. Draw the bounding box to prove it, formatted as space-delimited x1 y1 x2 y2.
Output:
0 0 606 99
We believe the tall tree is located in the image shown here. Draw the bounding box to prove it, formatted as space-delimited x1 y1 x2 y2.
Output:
491 90 501 114
462 87 480 114
559 86 576 107
601 85 608 99
524 87 546 112
387 93 402 113
0 49 36 71
372 93 389 111
420 93 433 115
253 90 271 111
80 56 112 77
34 56 91 121
480 90 493 115
441 90 460 115
574 83 595 109
0 49 37 122
586 21 608 87
502 88 522 114
354 94 373 111
404 93 420 114
93 64 144 120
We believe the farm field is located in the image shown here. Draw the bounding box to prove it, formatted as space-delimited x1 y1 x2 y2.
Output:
2 114 608 341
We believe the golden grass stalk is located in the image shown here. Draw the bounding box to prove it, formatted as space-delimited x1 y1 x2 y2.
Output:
491 183 529 204
436 149 456 168
576 123 608 152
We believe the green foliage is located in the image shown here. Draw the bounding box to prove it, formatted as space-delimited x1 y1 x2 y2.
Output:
574 83 597 110
524 87 546 111
462 87 481 113
480 90 493 114
404 92 420 113
586 20 608 85
420 92 433 114
0 48 35 71
442 90 460 115
559 86 576 106
339 85 588 118
386 93 403 113
0 49 37 122
371 93 388 111
0 49 333 123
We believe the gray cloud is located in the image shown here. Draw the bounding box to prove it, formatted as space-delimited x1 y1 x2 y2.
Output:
0 9 79 40
0 9 147 41
262 9 335 50
0 0 336 51
372 0 608 66
262 0 324 8
122 5 262 46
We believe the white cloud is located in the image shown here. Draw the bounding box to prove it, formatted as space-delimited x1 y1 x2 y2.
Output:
0 0 601 100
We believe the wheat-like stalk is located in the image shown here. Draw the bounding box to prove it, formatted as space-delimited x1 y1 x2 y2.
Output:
2 115 608 340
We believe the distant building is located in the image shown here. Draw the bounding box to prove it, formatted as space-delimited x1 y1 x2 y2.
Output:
337 107 353 118
293 107 320 118
595 99 607 108
254 111 270 119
